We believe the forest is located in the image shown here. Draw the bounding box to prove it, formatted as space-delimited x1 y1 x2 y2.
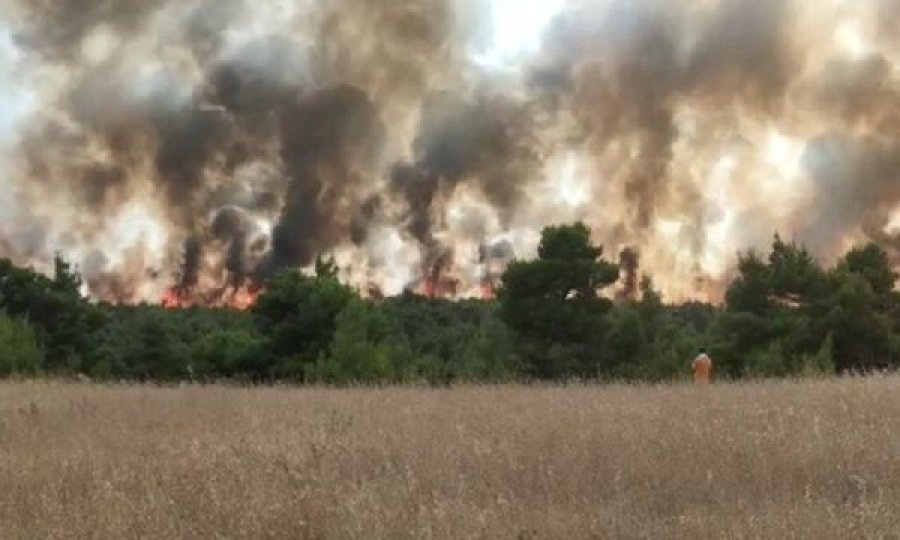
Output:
1 222 897 384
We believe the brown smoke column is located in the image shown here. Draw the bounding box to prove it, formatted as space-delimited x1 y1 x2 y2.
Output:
1 0 900 303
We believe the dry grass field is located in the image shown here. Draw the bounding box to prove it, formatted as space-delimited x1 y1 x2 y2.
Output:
2 378 900 539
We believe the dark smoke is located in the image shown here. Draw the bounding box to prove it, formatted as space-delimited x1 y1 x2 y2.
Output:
801 134 900 258
211 206 253 277
539 0 794 235
390 93 539 275
4 0 900 302
152 104 233 224
178 236 203 291
263 84 385 275
619 247 640 302
479 240 515 263
14 0 158 61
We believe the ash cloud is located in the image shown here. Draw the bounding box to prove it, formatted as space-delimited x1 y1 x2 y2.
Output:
3 0 900 303
801 134 900 257
390 92 540 277
265 84 385 274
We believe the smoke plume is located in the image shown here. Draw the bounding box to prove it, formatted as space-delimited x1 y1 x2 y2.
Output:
1 0 900 303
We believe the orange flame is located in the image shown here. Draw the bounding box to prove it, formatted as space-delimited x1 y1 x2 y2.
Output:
228 285 261 311
161 283 262 311
422 276 437 299
421 275 460 299
161 287 193 309
480 279 496 300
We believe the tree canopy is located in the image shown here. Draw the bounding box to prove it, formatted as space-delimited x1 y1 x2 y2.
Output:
1 226 899 383
500 223 619 377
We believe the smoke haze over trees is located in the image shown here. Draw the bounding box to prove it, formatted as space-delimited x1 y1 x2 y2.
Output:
1 223 900 384
2 1 900 303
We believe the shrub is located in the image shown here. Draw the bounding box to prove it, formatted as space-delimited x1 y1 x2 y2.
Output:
191 329 268 380
745 341 788 378
0 313 43 376
310 300 393 384
800 334 835 377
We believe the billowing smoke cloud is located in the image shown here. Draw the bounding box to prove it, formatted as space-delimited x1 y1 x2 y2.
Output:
2 0 900 303
390 92 539 281
266 84 385 273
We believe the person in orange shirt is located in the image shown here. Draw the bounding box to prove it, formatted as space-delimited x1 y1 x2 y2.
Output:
692 348 713 383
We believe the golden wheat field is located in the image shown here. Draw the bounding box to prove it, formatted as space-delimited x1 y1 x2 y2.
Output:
1 378 900 539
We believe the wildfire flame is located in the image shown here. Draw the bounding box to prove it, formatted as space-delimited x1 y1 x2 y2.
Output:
161 282 262 311
420 275 460 300
228 285 262 311
480 279 497 300
161 287 193 310
422 276 436 299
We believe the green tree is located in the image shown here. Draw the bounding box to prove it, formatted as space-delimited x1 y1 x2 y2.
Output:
500 223 619 378
253 270 355 380
768 234 828 301
0 256 105 373
716 235 829 377
605 307 648 378
725 250 771 315
838 243 897 297
636 277 664 341
311 299 393 384
0 312 43 377
191 328 268 380
819 270 893 372
314 254 339 279
744 340 789 378
90 304 262 381
124 310 190 380
800 333 835 377
378 294 517 383
451 306 522 381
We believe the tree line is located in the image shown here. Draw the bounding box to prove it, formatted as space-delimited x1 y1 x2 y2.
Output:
1 222 898 383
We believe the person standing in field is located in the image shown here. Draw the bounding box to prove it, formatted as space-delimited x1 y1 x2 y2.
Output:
692 349 713 383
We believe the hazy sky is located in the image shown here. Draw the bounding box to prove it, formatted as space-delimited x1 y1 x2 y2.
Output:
0 20 32 145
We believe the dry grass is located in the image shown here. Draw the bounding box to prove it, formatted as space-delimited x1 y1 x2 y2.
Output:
1 378 900 539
